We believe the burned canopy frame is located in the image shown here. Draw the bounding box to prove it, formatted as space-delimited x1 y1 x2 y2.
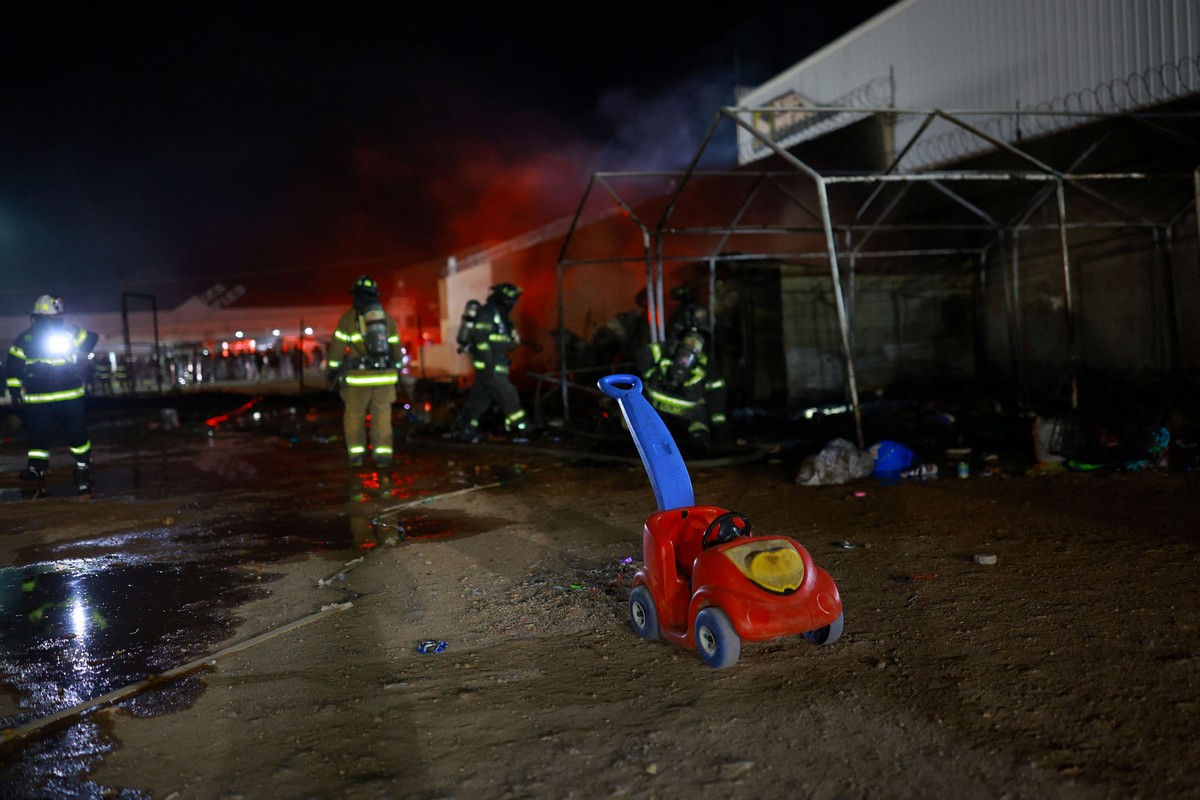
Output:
556 105 1199 446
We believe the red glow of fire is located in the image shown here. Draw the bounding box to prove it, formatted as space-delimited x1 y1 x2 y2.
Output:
439 144 592 248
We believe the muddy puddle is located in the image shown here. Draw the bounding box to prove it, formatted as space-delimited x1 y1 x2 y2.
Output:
0 414 531 798
0 556 252 798
371 509 498 543
0 506 358 797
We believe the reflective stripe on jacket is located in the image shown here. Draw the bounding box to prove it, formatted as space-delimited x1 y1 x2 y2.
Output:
5 320 98 401
328 306 403 385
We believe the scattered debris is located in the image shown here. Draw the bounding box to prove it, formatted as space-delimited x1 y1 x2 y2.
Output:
900 464 939 480
871 440 915 478
796 438 875 486
317 556 364 587
471 557 640 636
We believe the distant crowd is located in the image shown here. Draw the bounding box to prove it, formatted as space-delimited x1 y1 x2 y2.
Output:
84 345 327 395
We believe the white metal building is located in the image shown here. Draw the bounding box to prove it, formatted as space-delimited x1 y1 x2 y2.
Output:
737 0 1199 170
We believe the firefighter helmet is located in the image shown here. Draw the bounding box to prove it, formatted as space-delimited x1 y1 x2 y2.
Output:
670 285 696 304
32 295 64 316
669 303 710 338
681 304 710 331
350 275 379 296
489 283 522 305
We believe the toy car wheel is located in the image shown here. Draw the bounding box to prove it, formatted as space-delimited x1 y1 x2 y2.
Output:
628 586 660 641
803 612 844 645
693 607 740 669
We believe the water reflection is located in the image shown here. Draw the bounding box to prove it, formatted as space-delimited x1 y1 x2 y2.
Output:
346 460 524 546
0 557 260 797
5 717 150 800
0 444 520 797
344 466 422 549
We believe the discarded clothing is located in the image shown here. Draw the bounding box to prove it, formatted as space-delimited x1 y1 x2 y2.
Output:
796 438 876 486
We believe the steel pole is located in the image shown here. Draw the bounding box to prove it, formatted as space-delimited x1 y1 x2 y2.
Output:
1054 180 1079 410
816 177 864 448
643 230 659 345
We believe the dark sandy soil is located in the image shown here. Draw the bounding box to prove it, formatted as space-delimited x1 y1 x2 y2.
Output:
2 389 1198 799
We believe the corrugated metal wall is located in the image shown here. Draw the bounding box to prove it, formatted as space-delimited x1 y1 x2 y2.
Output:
738 0 1200 169
781 270 975 401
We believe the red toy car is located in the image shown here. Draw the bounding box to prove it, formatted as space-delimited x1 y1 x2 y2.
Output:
599 375 844 669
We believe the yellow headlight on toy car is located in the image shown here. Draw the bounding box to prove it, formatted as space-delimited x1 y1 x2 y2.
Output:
724 542 805 594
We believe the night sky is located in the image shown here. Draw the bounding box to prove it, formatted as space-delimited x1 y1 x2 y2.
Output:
1 3 896 316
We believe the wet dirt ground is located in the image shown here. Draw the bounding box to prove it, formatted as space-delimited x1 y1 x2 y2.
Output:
1 388 1198 799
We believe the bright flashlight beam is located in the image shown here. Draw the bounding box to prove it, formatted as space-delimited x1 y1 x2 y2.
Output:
47 333 72 355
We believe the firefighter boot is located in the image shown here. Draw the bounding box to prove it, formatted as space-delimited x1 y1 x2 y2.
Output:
456 423 484 444
20 464 46 482
74 465 94 496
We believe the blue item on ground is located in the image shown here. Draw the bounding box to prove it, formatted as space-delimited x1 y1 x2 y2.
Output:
872 440 915 476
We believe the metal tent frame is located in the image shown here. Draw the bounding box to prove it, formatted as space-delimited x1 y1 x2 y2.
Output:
555 105 1200 446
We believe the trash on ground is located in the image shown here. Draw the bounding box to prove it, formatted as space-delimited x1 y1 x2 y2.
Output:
870 440 915 478
900 464 938 480
796 437 875 486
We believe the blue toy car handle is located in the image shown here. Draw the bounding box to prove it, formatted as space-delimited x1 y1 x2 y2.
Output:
597 374 695 511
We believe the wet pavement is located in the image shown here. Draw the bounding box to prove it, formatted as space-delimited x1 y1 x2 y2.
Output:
1 555 255 798
0 392 530 798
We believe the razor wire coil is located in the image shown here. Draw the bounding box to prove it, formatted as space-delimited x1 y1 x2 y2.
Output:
900 53 1200 170
753 54 1199 172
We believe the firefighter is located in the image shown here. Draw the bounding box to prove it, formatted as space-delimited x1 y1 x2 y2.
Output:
327 275 407 468
666 285 710 340
453 282 532 442
5 295 100 494
591 288 651 367
93 355 114 395
634 322 728 451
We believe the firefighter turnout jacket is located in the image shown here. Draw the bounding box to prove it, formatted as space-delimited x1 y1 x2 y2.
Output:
453 289 531 438
635 332 727 443
458 300 520 374
327 303 405 388
6 318 99 405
